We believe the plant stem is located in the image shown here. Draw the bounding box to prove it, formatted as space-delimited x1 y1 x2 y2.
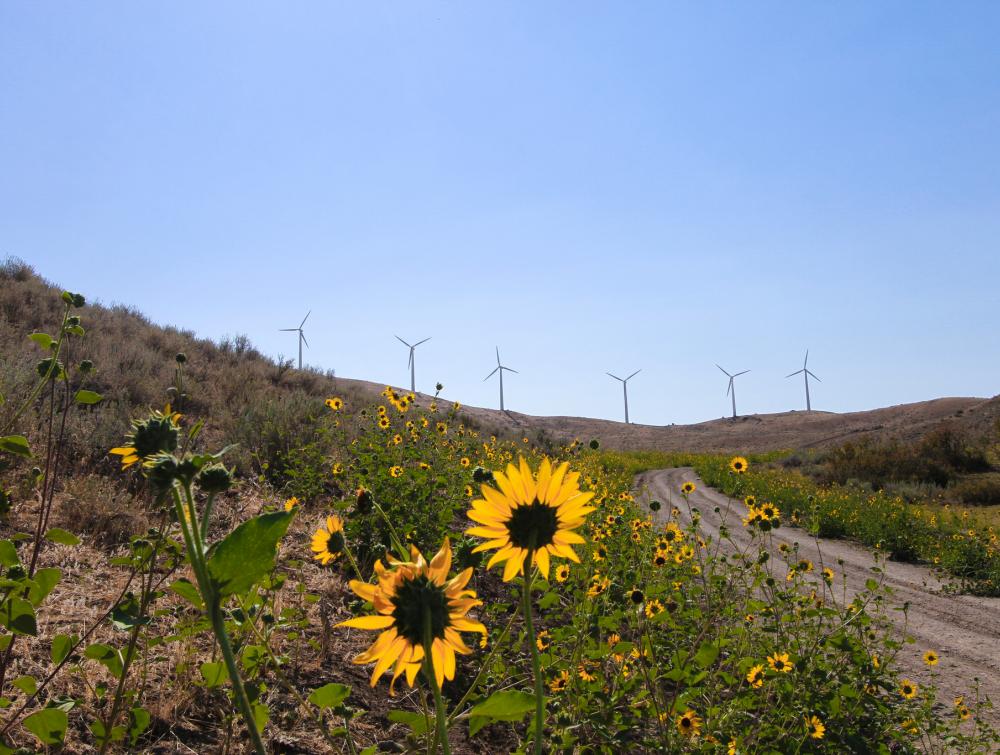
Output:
521 556 545 755
210 603 267 755
423 605 451 755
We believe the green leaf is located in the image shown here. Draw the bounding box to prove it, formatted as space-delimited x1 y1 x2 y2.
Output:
128 706 151 746
308 683 351 710
0 597 37 636
693 641 720 669
28 333 54 350
85 643 124 679
199 662 229 688
12 675 37 695
468 689 536 736
23 707 68 746
251 702 269 732
44 528 80 546
65 324 85 337
0 435 31 458
74 389 103 405
51 633 76 665
206 511 294 599
0 636 11 651
27 567 61 607
388 710 429 735
169 578 205 610
0 541 19 568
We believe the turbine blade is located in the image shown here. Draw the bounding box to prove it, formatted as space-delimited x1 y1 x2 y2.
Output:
408 350 413 369
279 328 297 332
484 367 499 381
734 370 750 377
716 364 731 377
804 349 809 367
786 369 804 378
300 332 309 349
415 337 431 347
726 380 732 396
607 372 623 381
505 367 519 374
807 370 821 382
626 369 641 381
395 335 411 347
300 310 311 328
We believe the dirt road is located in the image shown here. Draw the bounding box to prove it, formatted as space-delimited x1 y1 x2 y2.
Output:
634 467 1000 721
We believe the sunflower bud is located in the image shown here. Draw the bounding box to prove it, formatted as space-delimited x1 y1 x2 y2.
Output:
36 358 65 379
589 439 600 450
649 499 661 512
66 315 81 328
175 352 187 364
144 453 180 491
355 487 373 514
79 359 94 374
197 463 233 494
472 466 494 485
130 413 180 459
0 489 11 515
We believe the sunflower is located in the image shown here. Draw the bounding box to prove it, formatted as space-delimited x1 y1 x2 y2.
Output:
535 629 551 651
577 664 596 682
822 567 834 582
629 588 645 605
676 709 701 737
464 484 473 497
923 650 939 667
652 551 668 567
729 457 749 474
389 465 403 478
284 496 300 512
744 495 757 508
331 462 344 476
681 481 696 495
460 457 471 468
337 538 486 692
900 679 918 699
746 663 765 688
554 564 570 582
806 715 825 740
392 434 403 445
767 652 792 673
548 669 570 693
644 599 664 618
325 397 344 411
110 405 181 469
436 422 448 435
378 416 391 430
311 516 346 565
466 457 595 581
587 575 610 598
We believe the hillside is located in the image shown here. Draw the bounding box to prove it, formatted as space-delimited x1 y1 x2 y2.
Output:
2 259 998 463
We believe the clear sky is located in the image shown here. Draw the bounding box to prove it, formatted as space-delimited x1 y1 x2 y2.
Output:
3 2 998 425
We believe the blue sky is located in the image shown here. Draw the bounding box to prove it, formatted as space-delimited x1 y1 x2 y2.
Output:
3 2 998 424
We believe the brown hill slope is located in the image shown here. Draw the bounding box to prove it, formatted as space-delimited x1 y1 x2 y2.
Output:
3 258 996 459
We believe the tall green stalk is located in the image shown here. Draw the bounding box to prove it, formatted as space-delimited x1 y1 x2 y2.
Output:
423 605 451 755
521 555 545 755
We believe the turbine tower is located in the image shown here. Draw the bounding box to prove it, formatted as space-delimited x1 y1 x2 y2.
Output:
786 349 821 411
607 369 641 424
716 364 749 419
395 335 431 393
280 311 310 369
483 347 518 412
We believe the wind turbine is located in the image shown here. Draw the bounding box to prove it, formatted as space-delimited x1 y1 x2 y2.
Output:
280 311 310 369
786 349 821 411
607 369 641 424
716 364 749 419
395 335 431 392
483 347 518 412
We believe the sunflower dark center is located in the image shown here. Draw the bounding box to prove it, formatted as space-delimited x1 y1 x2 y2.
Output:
327 530 346 554
391 575 450 646
505 498 559 549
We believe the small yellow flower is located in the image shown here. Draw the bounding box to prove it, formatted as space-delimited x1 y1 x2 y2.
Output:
325 397 344 411
923 650 939 667
536 629 551 651
548 669 570 693
899 679 918 699
767 652 792 673
284 496 300 512
378 416 391 430
644 599 664 618
554 564 570 582
729 456 749 474
806 715 825 740
392 434 403 445
310 516 346 566
577 664 596 682
681 481 696 494
331 462 344 476
676 709 701 737
389 465 403 478
460 457 471 468
746 663 764 688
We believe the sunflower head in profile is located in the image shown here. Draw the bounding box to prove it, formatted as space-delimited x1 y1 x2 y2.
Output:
110 405 181 469
466 457 595 581
729 456 749 474
311 515 346 565
337 538 486 693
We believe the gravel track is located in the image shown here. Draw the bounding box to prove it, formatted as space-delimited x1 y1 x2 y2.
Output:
634 467 1000 722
